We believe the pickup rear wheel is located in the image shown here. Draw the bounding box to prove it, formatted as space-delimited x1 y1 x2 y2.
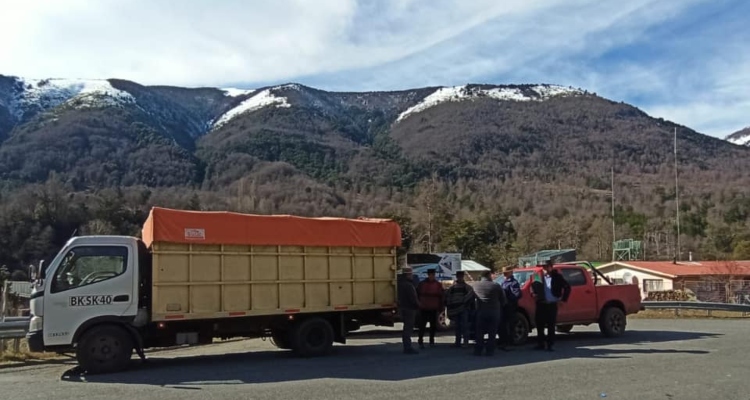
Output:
599 307 626 337
76 325 133 374
291 318 334 357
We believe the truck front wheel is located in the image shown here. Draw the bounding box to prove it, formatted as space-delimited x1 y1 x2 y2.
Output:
599 307 626 337
270 330 292 349
291 318 334 357
76 325 134 374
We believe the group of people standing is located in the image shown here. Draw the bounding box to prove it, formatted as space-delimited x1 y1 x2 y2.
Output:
397 259 571 355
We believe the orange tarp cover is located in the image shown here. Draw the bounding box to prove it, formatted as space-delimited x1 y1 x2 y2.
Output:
141 207 402 248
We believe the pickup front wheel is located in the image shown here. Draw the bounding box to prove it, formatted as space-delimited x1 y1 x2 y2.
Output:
599 307 626 337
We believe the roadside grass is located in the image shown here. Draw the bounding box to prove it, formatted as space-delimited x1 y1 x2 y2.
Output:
633 309 750 319
0 339 63 364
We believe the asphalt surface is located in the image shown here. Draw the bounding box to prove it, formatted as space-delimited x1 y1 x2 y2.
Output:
1 319 748 400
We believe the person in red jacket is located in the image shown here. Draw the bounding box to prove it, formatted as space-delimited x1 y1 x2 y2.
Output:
417 268 445 348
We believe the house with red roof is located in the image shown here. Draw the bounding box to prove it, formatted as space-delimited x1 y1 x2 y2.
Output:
597 260 750 302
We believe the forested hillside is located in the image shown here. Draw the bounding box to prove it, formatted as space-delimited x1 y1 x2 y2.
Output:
2 76 750 276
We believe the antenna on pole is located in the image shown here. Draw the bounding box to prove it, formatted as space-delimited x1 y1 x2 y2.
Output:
611 165 616 261
674 127 681 261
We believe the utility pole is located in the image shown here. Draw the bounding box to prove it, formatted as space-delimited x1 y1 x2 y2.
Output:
611 166 616 261
674 127 681 261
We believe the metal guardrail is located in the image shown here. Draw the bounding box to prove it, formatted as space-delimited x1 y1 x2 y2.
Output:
0 330 26 340
0 317 29 353
0 320 30 332
642 301 750 313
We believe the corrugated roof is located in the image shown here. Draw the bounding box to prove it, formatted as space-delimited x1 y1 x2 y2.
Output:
461 260 490 271
598 261 750 278
8 281 32 298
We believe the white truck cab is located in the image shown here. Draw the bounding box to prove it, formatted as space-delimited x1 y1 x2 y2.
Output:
27 235 147 370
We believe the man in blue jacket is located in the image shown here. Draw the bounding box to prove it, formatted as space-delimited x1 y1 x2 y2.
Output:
499 265 522 350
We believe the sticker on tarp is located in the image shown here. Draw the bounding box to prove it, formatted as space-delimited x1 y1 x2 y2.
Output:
184 228 206 240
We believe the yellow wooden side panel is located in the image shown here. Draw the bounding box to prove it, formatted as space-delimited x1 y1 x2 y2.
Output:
151 242 396 321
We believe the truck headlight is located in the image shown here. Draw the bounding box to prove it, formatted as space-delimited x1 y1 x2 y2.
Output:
29 316 43 332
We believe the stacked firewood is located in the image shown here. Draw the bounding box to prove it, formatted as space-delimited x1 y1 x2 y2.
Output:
644 289 697 302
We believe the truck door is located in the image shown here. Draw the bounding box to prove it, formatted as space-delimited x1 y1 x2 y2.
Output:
43 244 136 346
557 267 597 322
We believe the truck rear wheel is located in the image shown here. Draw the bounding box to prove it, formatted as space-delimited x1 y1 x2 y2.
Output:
599 307 626 337
76 325 133 374
291 318 334 357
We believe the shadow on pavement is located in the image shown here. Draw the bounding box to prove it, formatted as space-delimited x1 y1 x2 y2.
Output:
60 329 718 386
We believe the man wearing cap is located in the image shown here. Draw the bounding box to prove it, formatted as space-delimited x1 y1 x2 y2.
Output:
472 270 507 356
444 270 475 347
416 268 444 348
532 259 571 351
397 266 420 354
498 265 522 350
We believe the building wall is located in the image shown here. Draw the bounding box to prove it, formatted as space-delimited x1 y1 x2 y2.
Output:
601 267 673 299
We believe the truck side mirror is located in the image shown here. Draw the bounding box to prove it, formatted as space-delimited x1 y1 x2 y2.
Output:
29 264 38 281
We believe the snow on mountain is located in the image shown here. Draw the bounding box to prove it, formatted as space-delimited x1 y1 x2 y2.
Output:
213 88 291 127
221 88 256 97
396 84 583 122
726 126 750 146
9 77 135 120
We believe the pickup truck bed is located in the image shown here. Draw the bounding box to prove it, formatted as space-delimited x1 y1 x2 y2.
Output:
484 263 642 344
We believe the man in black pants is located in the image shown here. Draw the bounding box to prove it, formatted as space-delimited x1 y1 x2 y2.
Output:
472 270 507 356
499 265 522 350
532 260 571 351
397 266 420 354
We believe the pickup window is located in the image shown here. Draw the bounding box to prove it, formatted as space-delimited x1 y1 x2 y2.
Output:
512 270 535 286
560 267 587 286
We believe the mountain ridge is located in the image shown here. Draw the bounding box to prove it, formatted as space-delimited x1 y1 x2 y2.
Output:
1 73 750 270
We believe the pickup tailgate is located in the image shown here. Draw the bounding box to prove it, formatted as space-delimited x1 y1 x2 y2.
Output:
596 284 642 315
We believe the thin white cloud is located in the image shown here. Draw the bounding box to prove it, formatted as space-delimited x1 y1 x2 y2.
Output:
0 0 536 86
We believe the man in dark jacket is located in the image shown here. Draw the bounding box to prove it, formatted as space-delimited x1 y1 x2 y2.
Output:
445 270 475 347
531 260 571 351
499 265 522 349
472 270 507 356
397 266 420 354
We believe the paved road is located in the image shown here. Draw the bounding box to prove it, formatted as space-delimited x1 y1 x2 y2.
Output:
1 319 748 400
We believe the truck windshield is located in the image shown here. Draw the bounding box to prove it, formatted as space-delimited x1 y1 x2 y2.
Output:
50 246 128 293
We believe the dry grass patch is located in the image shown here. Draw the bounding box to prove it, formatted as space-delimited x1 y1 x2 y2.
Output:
0 339 63 365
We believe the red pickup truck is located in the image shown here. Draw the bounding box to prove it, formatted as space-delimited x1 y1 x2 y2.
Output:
498 261 643 344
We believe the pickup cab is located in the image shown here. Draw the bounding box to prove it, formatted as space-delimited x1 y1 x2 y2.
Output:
497 261 642 344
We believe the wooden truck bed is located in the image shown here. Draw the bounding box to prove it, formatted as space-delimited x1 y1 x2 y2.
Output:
150 242 397 321
141 207 402 322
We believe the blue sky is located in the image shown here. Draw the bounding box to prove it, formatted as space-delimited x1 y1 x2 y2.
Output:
1 0 748 138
